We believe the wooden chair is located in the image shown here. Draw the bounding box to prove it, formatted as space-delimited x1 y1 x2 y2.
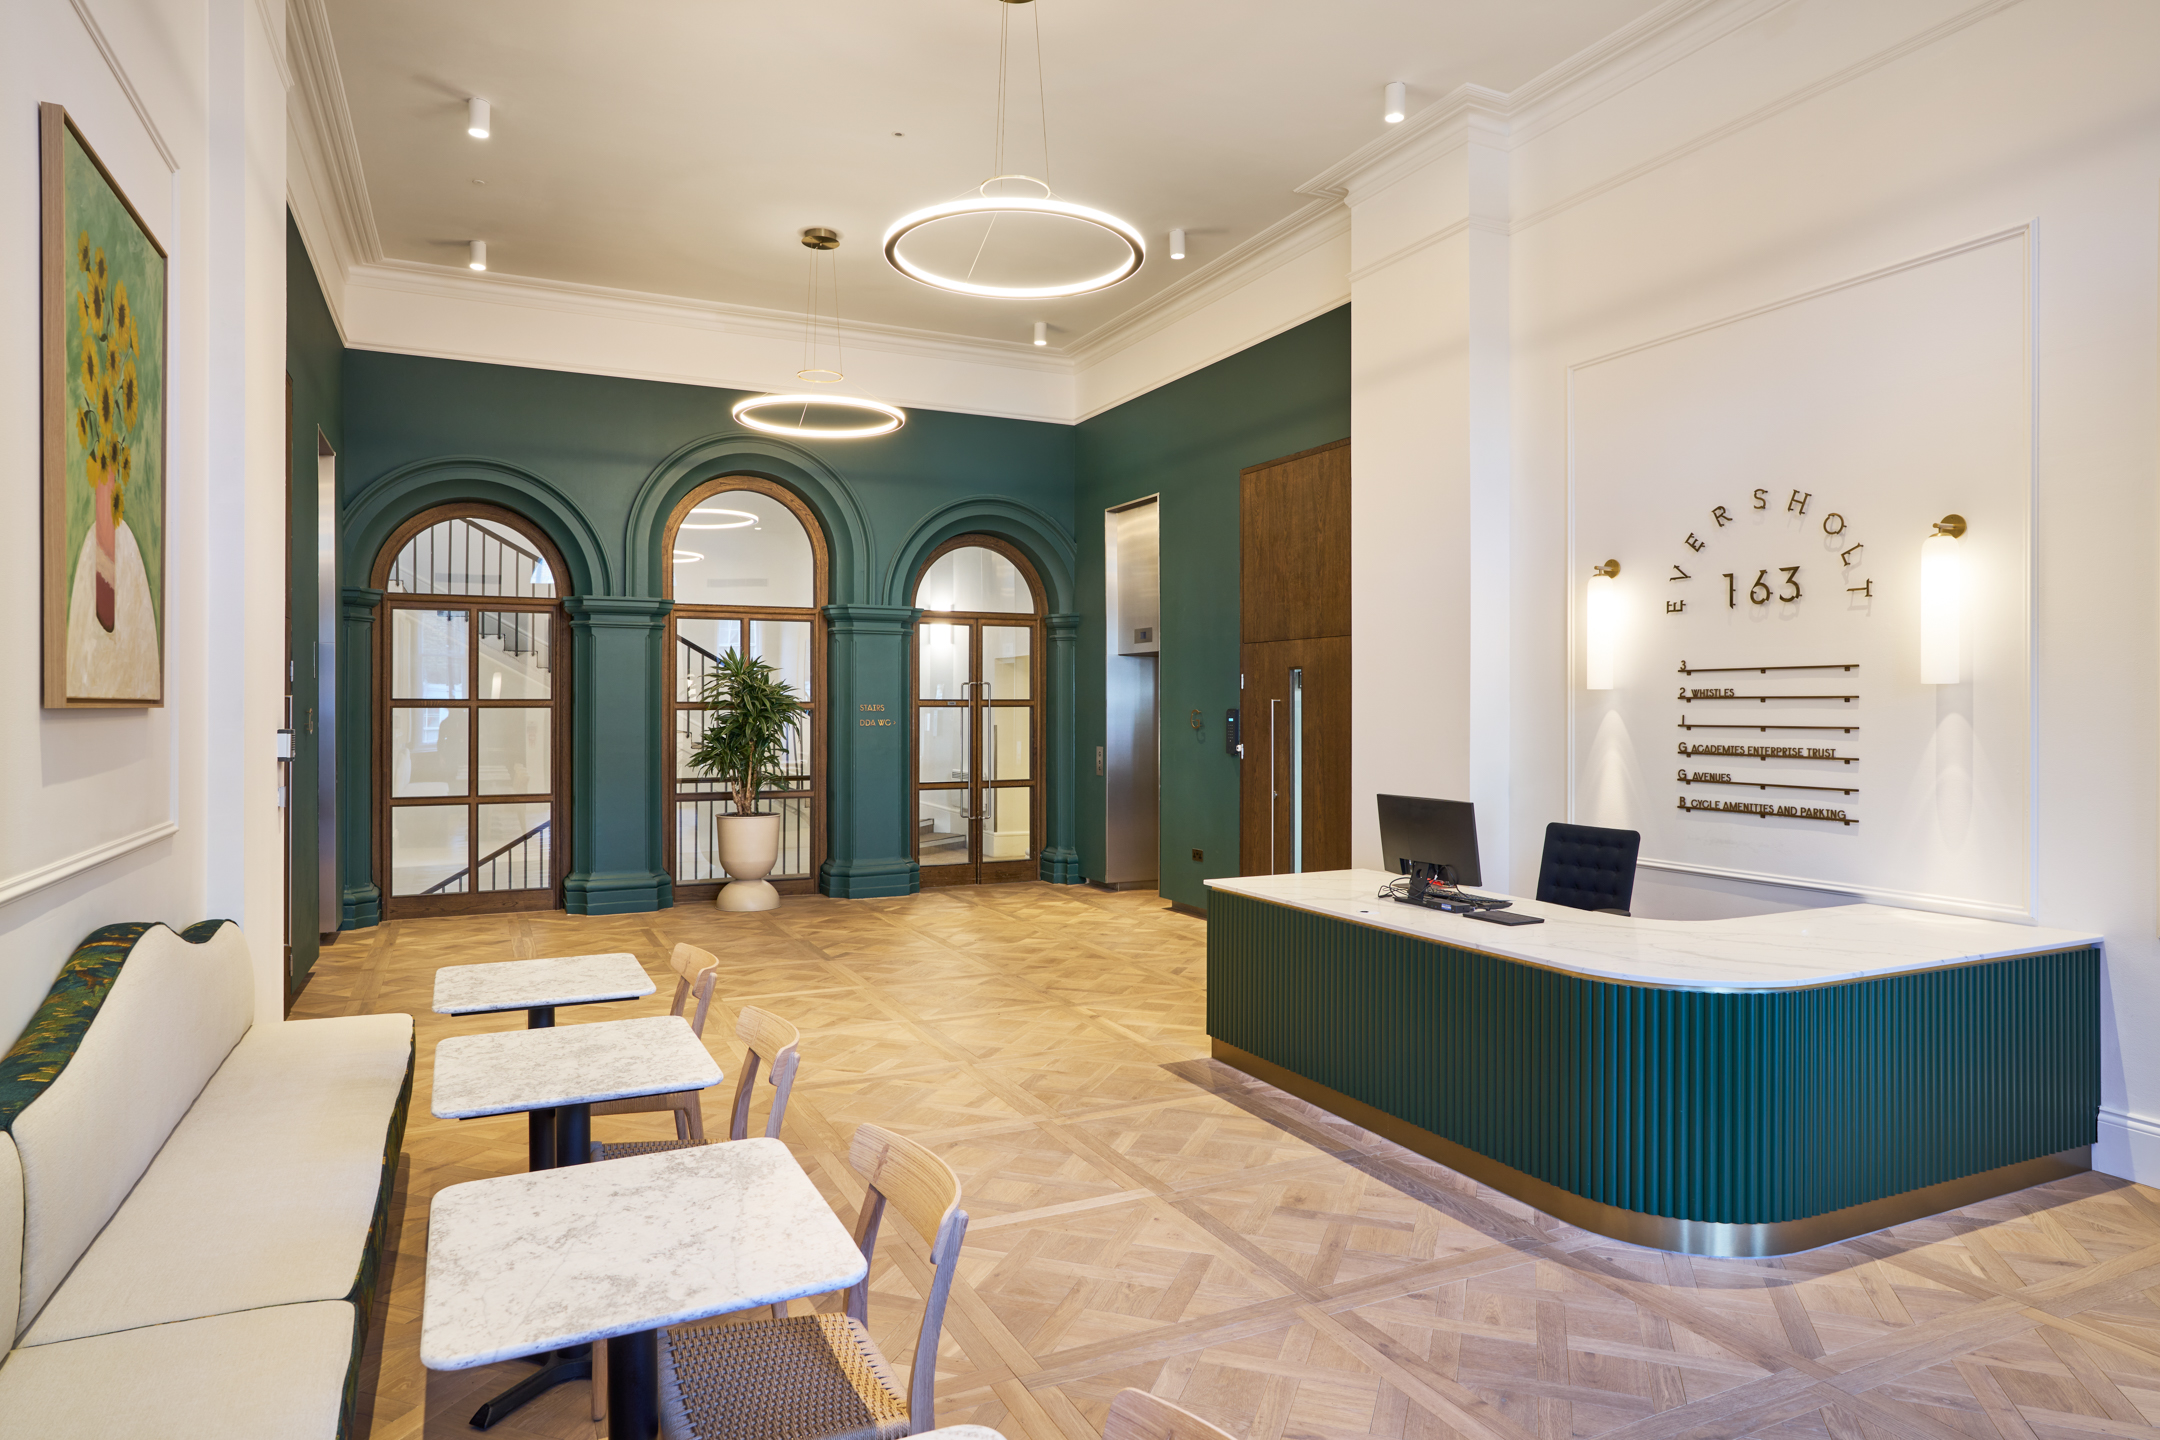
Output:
652 1123 971 1440
591 1003 801 1161
587 943 721 1144
1103 1389 1242 1440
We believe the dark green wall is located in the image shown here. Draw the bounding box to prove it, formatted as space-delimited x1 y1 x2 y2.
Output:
1074 306 1351 912
334 350 1078 917
285 215 343 995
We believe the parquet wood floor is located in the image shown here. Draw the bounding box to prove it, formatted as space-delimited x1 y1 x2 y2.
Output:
290 884 2160 1440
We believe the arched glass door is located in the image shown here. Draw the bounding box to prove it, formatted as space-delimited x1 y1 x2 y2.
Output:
913 539 1043 886
372 504 567 917
664 480 827 897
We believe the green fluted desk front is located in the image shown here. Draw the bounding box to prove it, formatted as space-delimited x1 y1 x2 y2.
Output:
1204 871 2101 1256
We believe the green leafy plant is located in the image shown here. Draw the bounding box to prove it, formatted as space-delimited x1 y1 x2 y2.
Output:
688 649 806 815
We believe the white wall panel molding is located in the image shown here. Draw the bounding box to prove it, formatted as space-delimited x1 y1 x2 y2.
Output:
63 0 177 172
0 824 181 910
1636 858 2032 924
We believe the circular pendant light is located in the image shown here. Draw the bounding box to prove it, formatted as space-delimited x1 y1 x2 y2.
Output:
731 228 906 441
731 394 907 439
885 0 1144 300
678 506 760 530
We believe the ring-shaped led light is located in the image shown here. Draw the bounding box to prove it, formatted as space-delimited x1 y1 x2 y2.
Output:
797 368 843 384
882 194 1146 299
674 549 705 564
731 393 906 440
680 507 758 531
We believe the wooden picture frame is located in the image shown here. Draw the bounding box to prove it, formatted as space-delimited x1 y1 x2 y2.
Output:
41 102 168 708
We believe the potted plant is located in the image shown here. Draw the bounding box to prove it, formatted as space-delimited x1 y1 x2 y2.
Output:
688 648 807 912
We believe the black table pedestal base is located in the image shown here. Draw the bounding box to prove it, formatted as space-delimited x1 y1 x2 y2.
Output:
608 1329 660 1440
467 1346 590 1431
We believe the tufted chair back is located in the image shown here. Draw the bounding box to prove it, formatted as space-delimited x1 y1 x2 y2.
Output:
1534 822 1640 915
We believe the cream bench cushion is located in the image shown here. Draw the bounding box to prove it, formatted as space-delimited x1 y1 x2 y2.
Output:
7 923 253 1333
0 1300 354 1439
20 1012 412 1347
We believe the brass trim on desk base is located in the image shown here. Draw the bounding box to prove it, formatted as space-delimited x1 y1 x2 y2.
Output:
1209 1038 2090 1258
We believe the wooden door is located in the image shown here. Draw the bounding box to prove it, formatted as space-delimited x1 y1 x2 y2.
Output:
1239 439 1350 876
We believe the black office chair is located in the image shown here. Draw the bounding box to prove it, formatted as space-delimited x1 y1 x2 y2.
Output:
1535 823 1640 915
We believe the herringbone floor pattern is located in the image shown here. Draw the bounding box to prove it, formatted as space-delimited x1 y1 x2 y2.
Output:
290 884 2160 1440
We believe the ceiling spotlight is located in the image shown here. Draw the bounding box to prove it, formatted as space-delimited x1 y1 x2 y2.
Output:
467 97 491 139
468 240 487 272
1033 321 1047 347
1384 81 1406 124
1170 228 1186 260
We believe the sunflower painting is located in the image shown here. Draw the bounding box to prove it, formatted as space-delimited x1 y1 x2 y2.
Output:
41 104 166 707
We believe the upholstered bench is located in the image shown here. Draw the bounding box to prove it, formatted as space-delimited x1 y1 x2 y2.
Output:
0 921 412 1439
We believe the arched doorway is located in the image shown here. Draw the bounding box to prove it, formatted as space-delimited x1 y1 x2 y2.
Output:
664 479 828 898
913 538 1044 886
371 504 568 917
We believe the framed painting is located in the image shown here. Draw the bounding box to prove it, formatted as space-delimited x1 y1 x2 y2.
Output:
41 102 167 708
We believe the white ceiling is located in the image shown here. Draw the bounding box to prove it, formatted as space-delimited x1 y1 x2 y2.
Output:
320 0 1663 350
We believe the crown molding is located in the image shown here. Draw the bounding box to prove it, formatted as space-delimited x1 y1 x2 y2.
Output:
344 260 1071 377
1066 197 1349 373
286 0 381 274
1296 85 1512 208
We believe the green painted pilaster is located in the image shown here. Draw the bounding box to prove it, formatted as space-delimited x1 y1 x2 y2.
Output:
563 596 674 914
822 605 920 897
1041 613 1082 883
338 587 384 929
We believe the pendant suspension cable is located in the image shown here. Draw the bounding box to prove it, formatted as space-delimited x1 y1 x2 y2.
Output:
1031 1 1050 189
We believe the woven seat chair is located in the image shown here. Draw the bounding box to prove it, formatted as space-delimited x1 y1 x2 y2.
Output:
651 1123 971 1440
1102 1388 1241 1440
587 943 724 1145
592 1004 802 1161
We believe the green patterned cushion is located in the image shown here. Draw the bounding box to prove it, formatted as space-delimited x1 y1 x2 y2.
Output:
0 920 233 1133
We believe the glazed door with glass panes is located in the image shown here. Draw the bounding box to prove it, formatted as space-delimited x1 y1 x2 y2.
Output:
376 507 565 917
915 617 1040 885
670 615 817 889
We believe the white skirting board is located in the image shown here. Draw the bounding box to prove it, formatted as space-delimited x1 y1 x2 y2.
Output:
2094 1107 2160 1186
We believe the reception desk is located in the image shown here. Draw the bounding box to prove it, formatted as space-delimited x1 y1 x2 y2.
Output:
1204 870 2102 1255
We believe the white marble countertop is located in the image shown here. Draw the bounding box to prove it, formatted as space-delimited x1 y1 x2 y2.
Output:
432 952 656 1015
1206 870 2103 992
420 1138 867 1369
431 1015 722 1119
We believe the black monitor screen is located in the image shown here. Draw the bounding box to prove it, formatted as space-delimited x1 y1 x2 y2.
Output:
1377 795 1480 886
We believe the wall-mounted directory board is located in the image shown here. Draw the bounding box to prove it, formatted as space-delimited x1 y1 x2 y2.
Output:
1568 230 2032 919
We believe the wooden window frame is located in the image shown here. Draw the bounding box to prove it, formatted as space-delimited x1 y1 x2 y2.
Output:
370 502 571 919
663 477 829 899
910 535 1046 888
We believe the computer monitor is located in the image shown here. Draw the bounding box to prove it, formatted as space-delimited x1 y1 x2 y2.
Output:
1377 795 1481 886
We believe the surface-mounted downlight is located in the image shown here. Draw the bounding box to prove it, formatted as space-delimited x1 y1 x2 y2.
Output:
731 393 906 440
1384 82 1406 123
468 240 487 271
680 507 759 531
1170 228 1186 260
468 97 491 138
883 193 1145 299
1033 321 1047 346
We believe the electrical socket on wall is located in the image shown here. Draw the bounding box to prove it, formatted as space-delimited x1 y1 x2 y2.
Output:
1191 849 1203 862
1095 745 1105 775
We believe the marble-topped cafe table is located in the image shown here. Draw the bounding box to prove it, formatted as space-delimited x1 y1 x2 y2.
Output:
422 1138 868 1440
430 1013 721 1169
434 951 658 1172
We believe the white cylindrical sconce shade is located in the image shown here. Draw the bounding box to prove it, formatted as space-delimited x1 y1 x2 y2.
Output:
1032 321 1047 346
1586 562 1620 690
468 240 487 271
468 97 491 138
1919 524 1964 683
1384 82 1407 124
1169 228 1186 260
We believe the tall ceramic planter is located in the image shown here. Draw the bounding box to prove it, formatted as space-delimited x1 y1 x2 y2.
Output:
715 813 782 912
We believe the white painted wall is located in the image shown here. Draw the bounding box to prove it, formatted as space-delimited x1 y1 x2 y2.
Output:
2 0 293 1033
1338 0 2159 1182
